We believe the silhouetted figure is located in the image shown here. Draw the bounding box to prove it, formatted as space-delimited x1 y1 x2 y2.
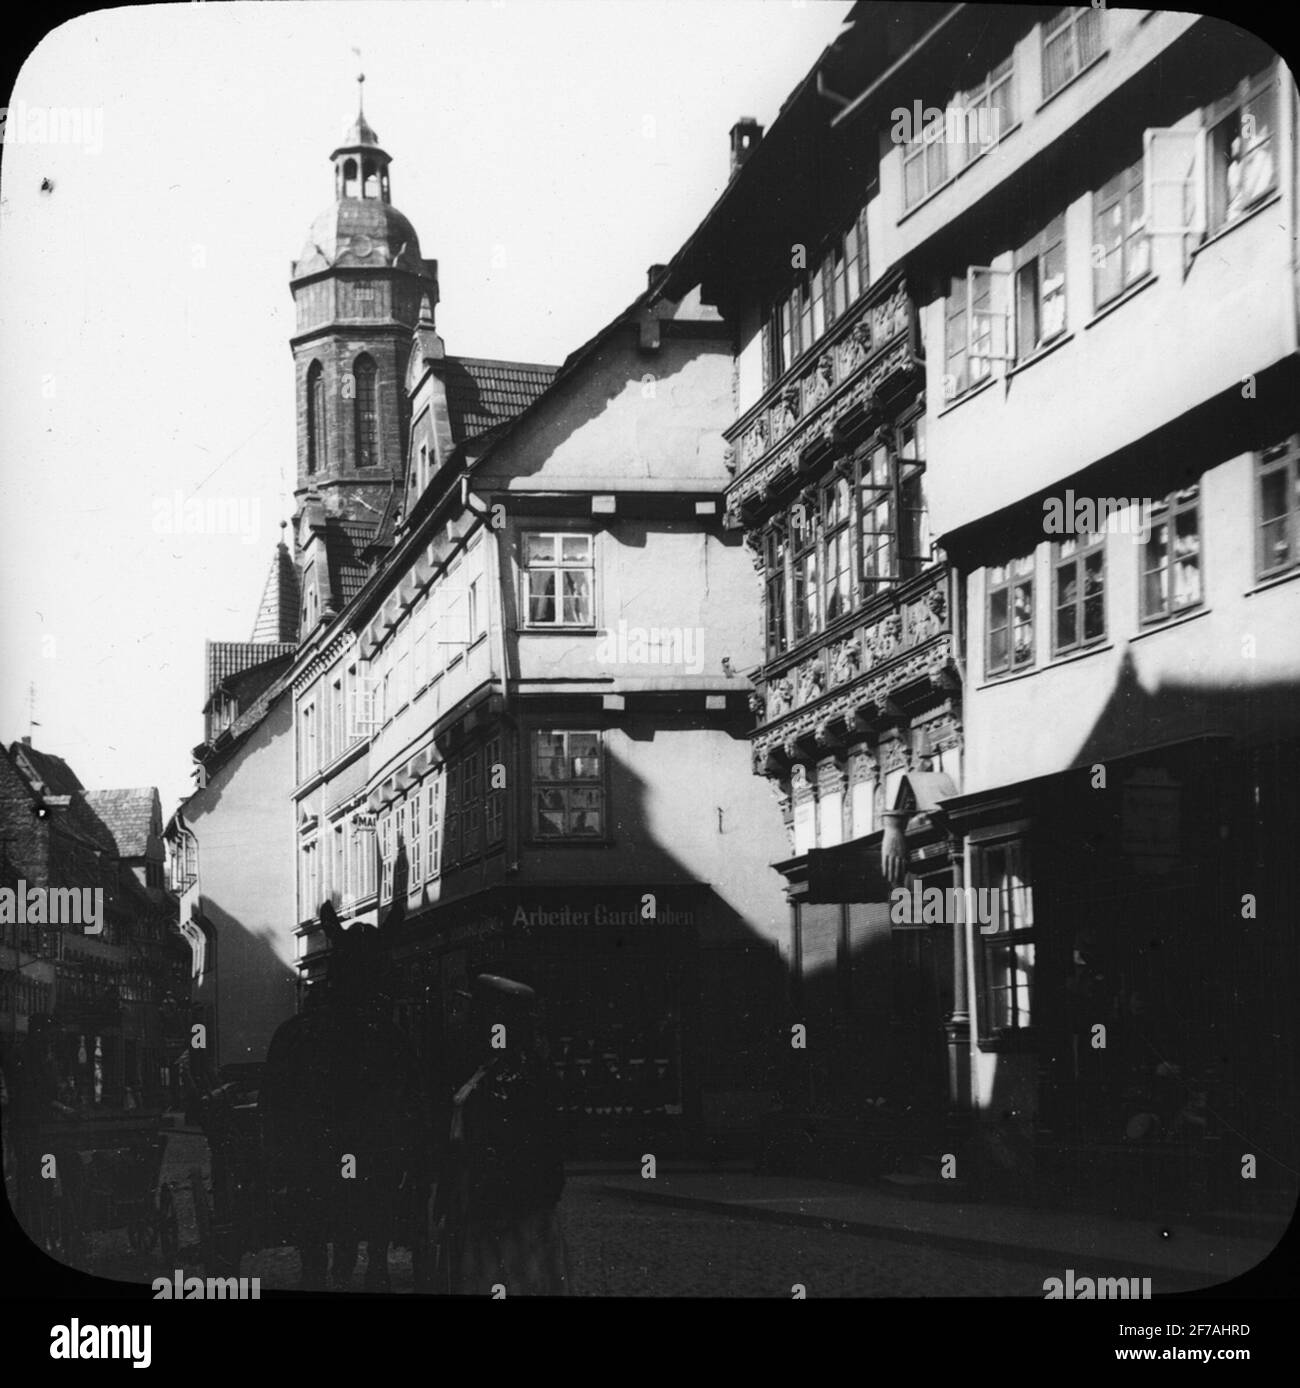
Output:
260 903 429 1291
437 974 568 1294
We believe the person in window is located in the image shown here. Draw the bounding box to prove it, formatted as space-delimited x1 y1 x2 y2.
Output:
438 974 569 1294
1226 118 1273 221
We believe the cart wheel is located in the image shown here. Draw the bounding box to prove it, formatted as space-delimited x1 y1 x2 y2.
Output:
158 1184 179 1263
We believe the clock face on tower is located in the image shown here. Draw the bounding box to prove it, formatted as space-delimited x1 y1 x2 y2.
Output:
350 234 374 259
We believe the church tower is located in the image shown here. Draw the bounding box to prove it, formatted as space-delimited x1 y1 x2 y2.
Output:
289 79 438 530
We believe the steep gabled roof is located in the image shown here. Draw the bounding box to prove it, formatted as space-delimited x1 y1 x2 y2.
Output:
83 787 160 859
206 641 297 705
9 742 83 796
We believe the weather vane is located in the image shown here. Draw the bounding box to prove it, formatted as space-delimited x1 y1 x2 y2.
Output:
352 47 365 114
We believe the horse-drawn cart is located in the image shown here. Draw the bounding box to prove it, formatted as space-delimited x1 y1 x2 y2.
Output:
25 1110 178 1266
187 1061 435 1288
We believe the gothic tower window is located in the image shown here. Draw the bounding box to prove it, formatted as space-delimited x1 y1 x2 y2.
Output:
354 354 379 468
306 360 324 475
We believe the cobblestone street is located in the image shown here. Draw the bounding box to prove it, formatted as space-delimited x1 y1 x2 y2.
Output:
61 1132 1105 1297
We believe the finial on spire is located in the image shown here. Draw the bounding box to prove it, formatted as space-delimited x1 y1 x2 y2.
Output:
351 46 365 115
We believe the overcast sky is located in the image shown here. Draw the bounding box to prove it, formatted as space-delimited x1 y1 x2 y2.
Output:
0 0 851 818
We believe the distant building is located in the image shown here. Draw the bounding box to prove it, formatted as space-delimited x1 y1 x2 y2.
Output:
1 739 186 1109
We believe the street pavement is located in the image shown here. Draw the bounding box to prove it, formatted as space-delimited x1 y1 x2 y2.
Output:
57 1129 1281 1297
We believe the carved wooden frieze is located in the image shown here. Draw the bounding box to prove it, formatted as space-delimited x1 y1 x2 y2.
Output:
753 632 954 763
725 278 917 526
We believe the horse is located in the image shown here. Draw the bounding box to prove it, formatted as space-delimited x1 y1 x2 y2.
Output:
259 901 431 1291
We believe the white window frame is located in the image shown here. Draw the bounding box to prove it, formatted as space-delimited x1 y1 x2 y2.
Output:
521 532 596 629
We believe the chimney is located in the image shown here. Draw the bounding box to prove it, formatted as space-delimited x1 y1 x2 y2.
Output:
729 118 762 178
647 264 667 290
21 735 31 746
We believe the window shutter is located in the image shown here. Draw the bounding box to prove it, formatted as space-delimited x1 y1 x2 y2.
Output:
760 314 773 391
1143 127 1206 236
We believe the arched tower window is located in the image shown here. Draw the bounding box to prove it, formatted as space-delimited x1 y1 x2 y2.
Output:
362 159 379 199
343 158 359 199
306 361 325 475
354 355 379 468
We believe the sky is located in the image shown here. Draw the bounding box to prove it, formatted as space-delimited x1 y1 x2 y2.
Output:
0 0 852 820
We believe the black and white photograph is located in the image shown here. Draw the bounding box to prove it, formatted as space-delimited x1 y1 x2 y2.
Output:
0 0 1297 1350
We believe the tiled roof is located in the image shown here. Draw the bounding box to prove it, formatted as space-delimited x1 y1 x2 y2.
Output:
323 518 379 609
443 357 557 445
9 743 83 796
207 640 297 703
83 787 160 859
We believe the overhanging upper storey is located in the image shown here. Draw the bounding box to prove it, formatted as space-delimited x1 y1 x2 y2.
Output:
725 268 920 530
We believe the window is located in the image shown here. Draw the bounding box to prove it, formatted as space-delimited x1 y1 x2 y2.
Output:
485 736 505 847
1014 215 1067 359
444 762 462 866
354 354 379 468
1093 157 1149 307
1052 531 1106 654
379 812 393 903
858 444 896 593
903 115 948 209
462 751 483 858
946 268 1011 399
958 56 1016 165
307 361 325 475
1141 486 1202 622
299 839 319 922
903 54 1016 210
822 475 854 624
418 442 429 493
977 838 1034 1032
409 790 422 886
986 556 1036 677
763 525 787 659
355 280 374 301
523 532 594 626
329 677 344 763
425 775 443 879
534 731 604 838
332 822 345 905
791 501 820 643
1041 5 1104 100
1256 436 1300 579
1207 68 1277 234
299 700 318 779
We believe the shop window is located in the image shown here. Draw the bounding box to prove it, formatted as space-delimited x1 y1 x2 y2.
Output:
1052 531 1106 655
975 837 1034 1033
986 554 1036 677
523 532 594 626
1140 486 1202 623
533 730 604 839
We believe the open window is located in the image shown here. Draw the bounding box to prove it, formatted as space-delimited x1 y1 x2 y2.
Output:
1142 127 1206 238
